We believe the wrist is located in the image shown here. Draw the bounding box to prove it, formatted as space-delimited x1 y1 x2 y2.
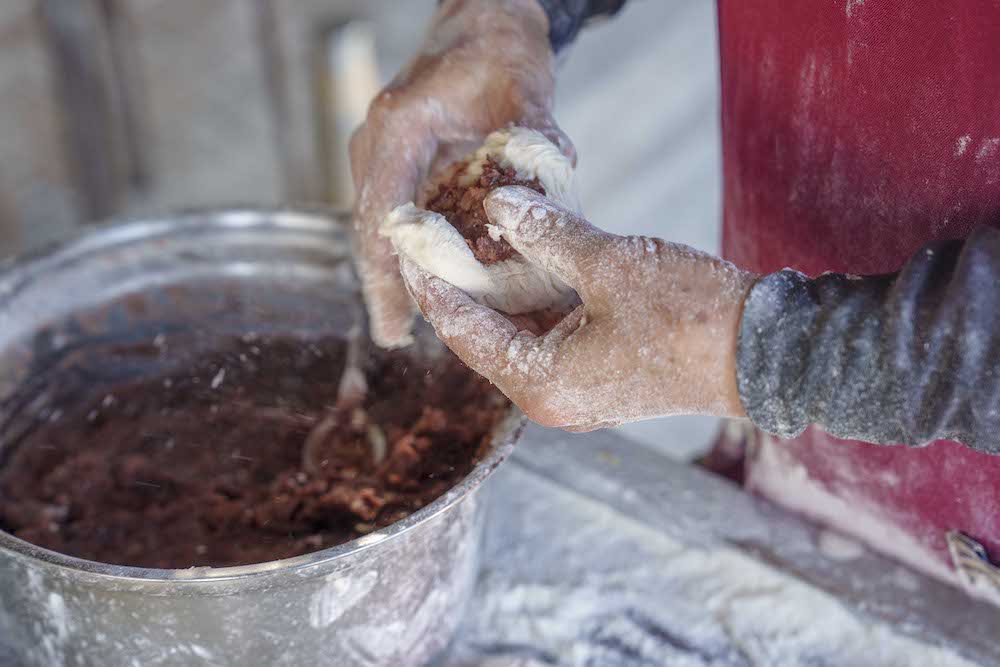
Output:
719 270 757 418
683 262 757 419
435 0 550 42
508 0 550 28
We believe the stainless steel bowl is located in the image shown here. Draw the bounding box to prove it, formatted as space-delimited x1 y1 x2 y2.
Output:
0 209 524 666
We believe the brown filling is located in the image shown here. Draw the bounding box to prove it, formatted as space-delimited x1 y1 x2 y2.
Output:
0 337 507 569
425 156 546 265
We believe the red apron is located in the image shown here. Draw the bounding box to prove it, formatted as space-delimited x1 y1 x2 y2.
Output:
718 0 1000 583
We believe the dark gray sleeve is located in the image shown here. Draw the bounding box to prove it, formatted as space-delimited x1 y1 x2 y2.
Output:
737 226 1000 454
438 1 626 52
535 0 628 52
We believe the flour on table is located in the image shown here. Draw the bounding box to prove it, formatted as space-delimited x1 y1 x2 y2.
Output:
818 529 865 561
380 127 580 314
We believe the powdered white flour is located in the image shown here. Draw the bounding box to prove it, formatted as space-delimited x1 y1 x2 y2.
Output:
453 464 976 667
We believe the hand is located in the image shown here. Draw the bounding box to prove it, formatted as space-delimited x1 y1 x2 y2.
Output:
351 0 572 348
400 186 758 431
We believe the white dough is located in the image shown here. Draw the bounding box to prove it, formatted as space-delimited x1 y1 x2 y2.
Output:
382 204 575 314
459 128 581 212
380 127 580 314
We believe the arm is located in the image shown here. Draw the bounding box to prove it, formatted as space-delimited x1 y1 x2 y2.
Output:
401 185 1000 453
532 1 628 51
739 226 1000 452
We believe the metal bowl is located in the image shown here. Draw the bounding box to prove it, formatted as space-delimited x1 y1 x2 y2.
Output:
0 209 524 666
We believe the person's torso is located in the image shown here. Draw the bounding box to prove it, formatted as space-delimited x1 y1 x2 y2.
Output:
717 0 1000 590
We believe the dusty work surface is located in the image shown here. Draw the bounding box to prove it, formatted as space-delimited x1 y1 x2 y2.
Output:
446 425 1000 667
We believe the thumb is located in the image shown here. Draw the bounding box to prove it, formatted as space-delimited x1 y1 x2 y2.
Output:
484 186 611 296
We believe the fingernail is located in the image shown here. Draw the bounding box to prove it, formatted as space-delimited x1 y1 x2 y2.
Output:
484 186 555 230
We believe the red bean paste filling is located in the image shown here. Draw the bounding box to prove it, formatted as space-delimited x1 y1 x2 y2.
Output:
425 156 546 265
0 337 508 568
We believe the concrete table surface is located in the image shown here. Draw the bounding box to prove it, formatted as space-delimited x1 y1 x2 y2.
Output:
447 425 1000 667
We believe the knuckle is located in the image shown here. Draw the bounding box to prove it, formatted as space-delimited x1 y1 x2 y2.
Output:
361 87 432 150
369 88 396 113
367 88 412 125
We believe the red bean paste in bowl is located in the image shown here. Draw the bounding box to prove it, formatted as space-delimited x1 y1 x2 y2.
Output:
0 337 508 568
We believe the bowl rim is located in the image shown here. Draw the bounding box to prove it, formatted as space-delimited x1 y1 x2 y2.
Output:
0 207 524 585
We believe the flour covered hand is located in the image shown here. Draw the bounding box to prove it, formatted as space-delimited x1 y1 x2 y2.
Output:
350 0 570 348
401 186 758 431
381 127 581 319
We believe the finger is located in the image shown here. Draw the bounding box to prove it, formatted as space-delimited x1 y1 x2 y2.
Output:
519 305 609 429
352 117 438 348
564 420 623 433
540 303 587 345
400 257 539 393
543 125 577 167
354 206 415 348
354 133 437 239
506 301 579 336
484 185 612 296
404 265 602 430
358 253 416 349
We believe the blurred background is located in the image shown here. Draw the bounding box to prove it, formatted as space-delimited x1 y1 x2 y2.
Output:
0 0 722 460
